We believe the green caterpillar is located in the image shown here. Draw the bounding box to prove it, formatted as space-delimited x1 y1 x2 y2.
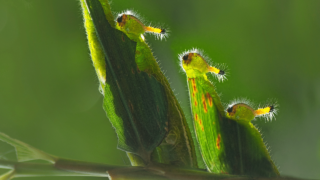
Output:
80 0 198 167
114 11 198 167
180 49 279 177
115 10 167 73
81 0 278 175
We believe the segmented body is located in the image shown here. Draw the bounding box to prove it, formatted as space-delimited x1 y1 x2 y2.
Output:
187 76 279 176
188 77 228 173
181 49 280 176
81 0 197 167
114 14 197 168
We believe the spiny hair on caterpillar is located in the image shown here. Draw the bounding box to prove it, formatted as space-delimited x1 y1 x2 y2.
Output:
145 22 169 40
226 98 278 121
249 124 274 156
178 48 202 74
256 99 278 122
265 146 272 157
217 91 224 100
207 78 220 94
225 98 254 111
265 143 270 151
115 9 168 40
209 63 228 82
264 142 274 155
178 48 228 82
160 69 175 92
144 41 164 68
261 139 276 162
115 9 143 24
275 163 280 172
178 48 207 63
174 93 184 105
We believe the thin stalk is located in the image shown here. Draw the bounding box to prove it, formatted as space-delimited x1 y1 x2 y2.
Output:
0 159 123 178
0 159 302 180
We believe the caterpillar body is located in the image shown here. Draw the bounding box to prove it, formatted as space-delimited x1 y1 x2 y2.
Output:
81 0 197 167
180 49 279 176
115 11 197 167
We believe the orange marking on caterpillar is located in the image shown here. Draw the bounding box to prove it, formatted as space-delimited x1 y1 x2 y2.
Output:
206 92 213 107
202 94 207 113
216 134 221 150
183 53 193 65
195 114 198 121
117 14 127 27
191 79 197 93
201 126 204 131
199 119 202 125
195 100 198 106
192 92 195 98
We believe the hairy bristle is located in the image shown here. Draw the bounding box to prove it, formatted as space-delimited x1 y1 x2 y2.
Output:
210 63 228 82
178 48 207 62
256 100 279 122
225 98 253 112
116 9 142 21
269 105 274 112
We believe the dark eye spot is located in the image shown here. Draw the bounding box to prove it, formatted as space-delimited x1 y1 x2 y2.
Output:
227 107 233 113
183 54 189 60
269 105 274 112
218 70 225 75
160 29 166 34
117 16 123 23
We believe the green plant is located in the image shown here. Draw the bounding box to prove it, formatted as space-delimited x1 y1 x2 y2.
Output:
1 0 318 180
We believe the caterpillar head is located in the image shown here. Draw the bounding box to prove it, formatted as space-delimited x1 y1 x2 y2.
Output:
179 49 226 81
226 99 277 122
116 11 167 41
226 103 256 121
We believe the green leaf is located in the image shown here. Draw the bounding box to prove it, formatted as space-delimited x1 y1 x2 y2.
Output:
0 158 300 180
188 77 227 173
179 48 279 176
0 133 56 163
81 0 197 167
83 0 169 163
220 117 279 177
187 76 279 176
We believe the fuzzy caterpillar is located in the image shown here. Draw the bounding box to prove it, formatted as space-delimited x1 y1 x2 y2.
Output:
226 99 278 122
116 11 167 42
80 0 197 167
115 11 197 167
180 49 279 177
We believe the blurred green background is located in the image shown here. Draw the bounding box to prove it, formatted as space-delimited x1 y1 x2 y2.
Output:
0 0 319 179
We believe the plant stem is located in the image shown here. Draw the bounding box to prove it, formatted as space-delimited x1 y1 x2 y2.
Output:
0 159 123 178
0 159 302 180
